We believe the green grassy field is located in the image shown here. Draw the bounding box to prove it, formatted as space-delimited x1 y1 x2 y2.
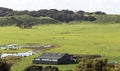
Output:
1 22 120 71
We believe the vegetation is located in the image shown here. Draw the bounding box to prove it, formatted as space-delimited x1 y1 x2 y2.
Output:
93 15 120 23
0 7 120 71
0 15 59 28
76 59 108 71
24 65 59 71
0 17 15 26
0 59 12 71
0 7 14 16
0 7 101 25
0 7 120 28
0 23 119 71
76 58 120 71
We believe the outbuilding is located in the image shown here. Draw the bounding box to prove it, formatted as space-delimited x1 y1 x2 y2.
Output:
33 52 71 64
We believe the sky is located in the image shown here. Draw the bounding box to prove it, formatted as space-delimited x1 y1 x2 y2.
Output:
0 0 120 14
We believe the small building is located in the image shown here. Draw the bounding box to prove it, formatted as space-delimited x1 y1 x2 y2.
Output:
33 52 71 64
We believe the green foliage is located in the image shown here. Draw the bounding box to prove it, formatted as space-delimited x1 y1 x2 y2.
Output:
13 15 36 24
0 7 120 25
76 59 108 71
75 59 120 71
0 15 59 27
107 62 120 71
94 11 106 15
52 10 74 23
114 63 120 71
93 15 120 23
23 65 59 71
12 15 36 28
84 16 96 21
0 7 14 17
13 16 59 25
0 17 15 26
36 17 59 24
0 59 12 71
0 7 97 23
24 65 43 71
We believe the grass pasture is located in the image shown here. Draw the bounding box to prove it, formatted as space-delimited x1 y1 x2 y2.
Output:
0 22 120 70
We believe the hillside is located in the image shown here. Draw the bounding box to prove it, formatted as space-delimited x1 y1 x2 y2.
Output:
0 15 59 26
0 7 120 27
93 15 120 23
0 14 120 27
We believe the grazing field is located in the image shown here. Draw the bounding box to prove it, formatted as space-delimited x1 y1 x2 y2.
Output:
1 22 120 71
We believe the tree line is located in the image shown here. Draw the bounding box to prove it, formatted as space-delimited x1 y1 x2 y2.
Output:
0 7 106 23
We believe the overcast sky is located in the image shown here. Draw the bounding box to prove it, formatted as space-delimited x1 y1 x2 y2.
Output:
0 0 120 14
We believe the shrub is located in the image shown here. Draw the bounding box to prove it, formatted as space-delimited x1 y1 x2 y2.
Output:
36 17 59 24
76 59 108 71
0 59 12 71
24 65 59 71
0 17 15 26
24 65 43 71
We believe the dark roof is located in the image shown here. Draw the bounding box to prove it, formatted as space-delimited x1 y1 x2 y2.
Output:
36 52 67 59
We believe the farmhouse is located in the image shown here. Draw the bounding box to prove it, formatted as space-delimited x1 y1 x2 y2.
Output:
33 52 71 64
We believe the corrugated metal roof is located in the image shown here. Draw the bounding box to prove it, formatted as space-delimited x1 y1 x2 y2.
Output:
36 52 67 59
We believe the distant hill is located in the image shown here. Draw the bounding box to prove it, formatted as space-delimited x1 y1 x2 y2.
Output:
0 15 59 26
94 15 120 23
0 7 104 22
0 7 120 27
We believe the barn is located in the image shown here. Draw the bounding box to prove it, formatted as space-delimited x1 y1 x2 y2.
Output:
33 52 71 64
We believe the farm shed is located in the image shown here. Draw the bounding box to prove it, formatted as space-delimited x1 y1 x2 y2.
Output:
33 52 71 64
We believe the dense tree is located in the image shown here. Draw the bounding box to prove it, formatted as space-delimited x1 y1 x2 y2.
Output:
72 12 84 20
47 9 59 17
95 11 106 15
14 10 29 16
28 11 39 17
85 12 94 15
77 10 85 14
53 12 72 23
83 16 96 21
0 7 98 26
37 9 49 17
52 10 74 23
61 10 74 14
0 7 14 16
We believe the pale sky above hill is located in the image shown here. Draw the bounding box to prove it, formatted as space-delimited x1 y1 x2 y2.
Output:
0 0 119 14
